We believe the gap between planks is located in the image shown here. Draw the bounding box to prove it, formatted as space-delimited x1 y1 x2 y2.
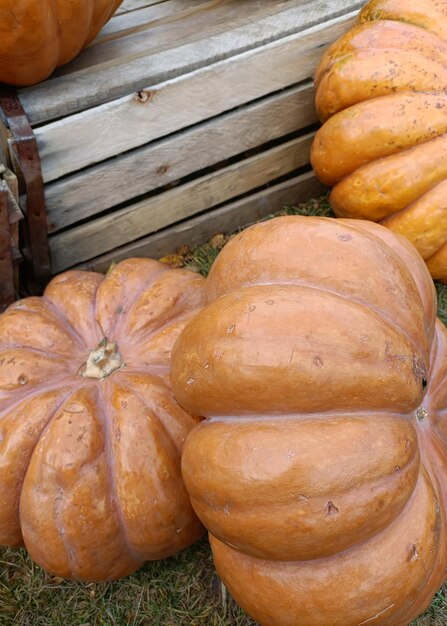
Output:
46 81 316 231
49 132 315 272
76 171 326 273
34 12 357 183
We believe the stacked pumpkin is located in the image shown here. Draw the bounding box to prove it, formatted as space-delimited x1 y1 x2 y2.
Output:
171 216 447 626
311 0 447 283
0 0 123 86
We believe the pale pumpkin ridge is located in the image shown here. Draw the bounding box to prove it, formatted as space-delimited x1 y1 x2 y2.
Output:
0 376 87 420
382 176 447 215
40 296 89 350
118 377 185 455
328 218 429 324
189 443 419 507
125 309 200 353
228 280 427 375
113 271 204 351
334 131 447 203
94 381 145 564
211 216 428 351
52 451 106 580
393 446 446 624
95 266 169 343
317 46 446 121
18 387 80 549
0 344 74 359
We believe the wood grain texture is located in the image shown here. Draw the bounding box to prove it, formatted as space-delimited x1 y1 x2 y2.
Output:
19 2 360 125
34 13 357 182
45 82 316 232
64 0 314 75
76 171 326 273
115 0 170 15
93 0 210 44
49 133 315 271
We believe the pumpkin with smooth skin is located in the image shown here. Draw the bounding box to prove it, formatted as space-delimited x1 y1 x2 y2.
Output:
171 216 447 626
311 0 447 283
0 0 123 86
0 258 206 581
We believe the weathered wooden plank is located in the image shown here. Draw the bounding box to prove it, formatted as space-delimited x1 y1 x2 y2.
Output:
116 0 170 15
46 82 316 232
49 132 315 271
94 0 210 45
77 171 326 273
35 12 357 183
20 4 361 125
66 0 313 74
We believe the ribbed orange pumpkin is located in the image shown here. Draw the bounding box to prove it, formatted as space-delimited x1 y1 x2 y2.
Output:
0 258 205 581
172 216 447 626
0 0 123 86
311 0 447 283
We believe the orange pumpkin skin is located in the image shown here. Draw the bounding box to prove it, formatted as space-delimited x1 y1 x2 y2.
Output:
0 0 123 86
171 216 447 626
311 0 447 282
0 258 206 581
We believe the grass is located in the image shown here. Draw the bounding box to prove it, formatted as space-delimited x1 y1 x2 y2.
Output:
1 196 446 626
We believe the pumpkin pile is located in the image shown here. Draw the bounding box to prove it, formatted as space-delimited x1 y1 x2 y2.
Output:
0 0 123 86
0 258 205 581
171 216 447 626
311 0 447 283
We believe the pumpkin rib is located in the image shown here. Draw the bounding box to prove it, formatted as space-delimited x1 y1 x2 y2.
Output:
11 298 86 351
104 376 203 562
330 134 447 221
118 378 184 455
314 20 447 88
20 385 140 581
0 378 85 420
94 259 170 342
0 387 76 546
45 271 104 349
94 382 144 565
209 468 441 626
311 95 447 186
222 280 427 364
41 296 90 350
380 180 447 259
315 47 447 121
115 271 205 349
120 372 201 442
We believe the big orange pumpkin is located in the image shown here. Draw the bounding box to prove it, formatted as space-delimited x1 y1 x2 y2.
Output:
0 258 206 581
311 0 447 283
171 216 447 626
0 0 123 86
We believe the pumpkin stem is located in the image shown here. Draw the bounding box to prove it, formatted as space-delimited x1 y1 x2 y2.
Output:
78 338 124 379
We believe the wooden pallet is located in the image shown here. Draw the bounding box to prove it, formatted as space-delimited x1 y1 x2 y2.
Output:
0 0 363 277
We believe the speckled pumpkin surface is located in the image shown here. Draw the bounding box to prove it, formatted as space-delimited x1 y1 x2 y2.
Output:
311 0 447 283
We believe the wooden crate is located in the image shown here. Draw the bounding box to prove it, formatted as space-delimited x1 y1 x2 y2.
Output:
0 0 363 277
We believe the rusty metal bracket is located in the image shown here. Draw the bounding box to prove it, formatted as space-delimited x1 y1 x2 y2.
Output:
0 180 15 311
0 88 50 290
